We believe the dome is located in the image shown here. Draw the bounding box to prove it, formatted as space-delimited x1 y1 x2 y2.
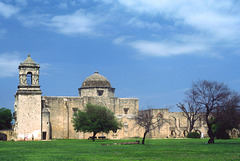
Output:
81 71 112 88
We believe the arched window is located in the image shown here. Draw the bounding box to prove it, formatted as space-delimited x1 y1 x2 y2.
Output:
27 72 32 85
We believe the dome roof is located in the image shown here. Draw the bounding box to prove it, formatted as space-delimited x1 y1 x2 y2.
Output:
81 71 112 88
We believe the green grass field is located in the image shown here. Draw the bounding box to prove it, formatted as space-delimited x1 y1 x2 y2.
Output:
0 138 239 161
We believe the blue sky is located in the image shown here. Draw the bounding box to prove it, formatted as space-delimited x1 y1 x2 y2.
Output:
0 0 240 112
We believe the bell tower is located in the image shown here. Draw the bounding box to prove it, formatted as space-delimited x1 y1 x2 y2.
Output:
17 54 41 93
14 54 42 140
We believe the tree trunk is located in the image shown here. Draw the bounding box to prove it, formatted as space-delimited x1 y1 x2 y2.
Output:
142 131 148 144
206 115 215 144
92 132 97 142
207 128 215 144
189 124 194 133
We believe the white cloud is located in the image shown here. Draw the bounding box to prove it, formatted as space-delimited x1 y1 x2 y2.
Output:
115 0 240 41
114 34 211 57
129 40 206 57
127 17 162 30
14 0 240 57
0 2 19 18
100 0 240 57
18 10 104 36
0 52 23 78
49 10 100 35
113 36 132 44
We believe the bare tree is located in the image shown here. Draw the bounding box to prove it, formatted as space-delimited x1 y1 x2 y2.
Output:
176 102 202 133
135 108 168 144
185 80 240 144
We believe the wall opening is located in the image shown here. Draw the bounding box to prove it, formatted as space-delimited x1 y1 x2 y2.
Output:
27 72 32 85
72 108 78 115
0 133 7 141
124 108 129 114
97 90 104 96
42 132 47 140
183 130 188 137
171 130 176 138
195 130 201 135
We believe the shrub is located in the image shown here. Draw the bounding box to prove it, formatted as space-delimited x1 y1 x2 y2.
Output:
187 132 200 138
215 130 230 139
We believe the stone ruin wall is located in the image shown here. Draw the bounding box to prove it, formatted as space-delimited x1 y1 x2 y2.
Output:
41 96 139 140
41 95 209 140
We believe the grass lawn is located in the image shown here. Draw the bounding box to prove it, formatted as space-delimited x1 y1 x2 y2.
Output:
0 138 239 161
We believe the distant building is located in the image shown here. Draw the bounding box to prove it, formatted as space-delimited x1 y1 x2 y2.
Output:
12 55 208 141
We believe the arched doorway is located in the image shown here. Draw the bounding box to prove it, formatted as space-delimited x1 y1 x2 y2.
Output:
171 130 176 138
0 133 7 141
183 130 188 137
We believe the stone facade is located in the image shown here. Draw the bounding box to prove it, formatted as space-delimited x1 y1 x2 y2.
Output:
13 55 209 141
14 55 42 141
0 129 16 141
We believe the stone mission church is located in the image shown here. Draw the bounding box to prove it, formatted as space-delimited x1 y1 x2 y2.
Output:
13 55 208 141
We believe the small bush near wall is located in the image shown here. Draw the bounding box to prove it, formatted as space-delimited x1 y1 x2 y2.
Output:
187 132 200 138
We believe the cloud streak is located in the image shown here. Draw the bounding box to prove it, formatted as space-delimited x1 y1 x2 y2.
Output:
129 40 206 57
114 34 212 57
18 9 104 36
48 10 102 35
127 17 162 30
0 53 23 78
109 0 240 57
115 0 240 41
0 2 19 18
14 0 240 57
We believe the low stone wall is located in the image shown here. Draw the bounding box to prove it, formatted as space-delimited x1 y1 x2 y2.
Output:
0 129 16 141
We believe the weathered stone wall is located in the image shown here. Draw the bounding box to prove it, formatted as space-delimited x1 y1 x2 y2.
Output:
119 98 138 115
15 94 42 141
79 88 115 97
0 129 16 141
42 95 139 140
42 96 80 139
168 112 208 138
148 109 170 138
18 66 39 86
41 95 210 140
41 108 50 140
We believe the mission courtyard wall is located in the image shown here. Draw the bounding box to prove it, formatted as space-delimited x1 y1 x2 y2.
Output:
42 96 139 139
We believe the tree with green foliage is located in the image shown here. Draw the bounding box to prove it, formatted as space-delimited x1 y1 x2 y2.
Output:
0 108 12 130
72 103 121 141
